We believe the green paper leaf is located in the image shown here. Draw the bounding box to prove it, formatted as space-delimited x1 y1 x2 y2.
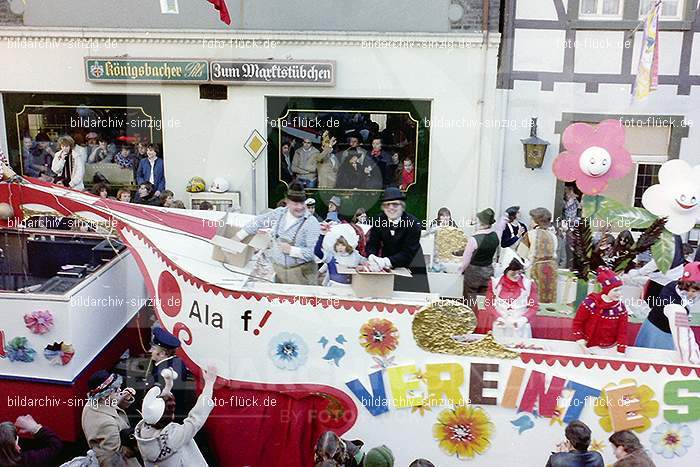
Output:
651 229 675 274
583 195 657 229
581 195 603 218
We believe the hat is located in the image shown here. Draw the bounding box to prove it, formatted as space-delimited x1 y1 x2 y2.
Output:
500 248 526 273
506 206 520 218
210 177 230 193
363 446 394 467
305 198 316 206
382 187 405 203
477 208 496 226
596 267 623 295
286 181 307 202
87 370 122 400
152 327 181 350
329 196 342 207
681 262 700 282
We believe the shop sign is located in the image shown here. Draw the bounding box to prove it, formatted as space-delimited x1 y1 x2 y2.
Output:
85 58 209 83
210 60 335 86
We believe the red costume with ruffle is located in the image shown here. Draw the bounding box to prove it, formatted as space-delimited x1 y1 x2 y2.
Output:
572 292 628 353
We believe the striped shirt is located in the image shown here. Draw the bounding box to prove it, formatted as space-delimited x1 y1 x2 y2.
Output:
242 207 320 267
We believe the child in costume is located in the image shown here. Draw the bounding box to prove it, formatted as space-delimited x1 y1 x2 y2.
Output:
483 249 538 343
315 223 364 285
326 196 341 223
572 267 628 356
635 261 700 352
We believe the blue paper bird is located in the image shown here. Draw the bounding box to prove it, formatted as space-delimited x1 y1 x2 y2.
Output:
322 346 346 367
318 337 329 348
335 335 347 345
510 414 535 434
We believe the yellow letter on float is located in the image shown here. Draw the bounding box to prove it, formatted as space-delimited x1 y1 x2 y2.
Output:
424 363 465 407
387 365 423 408
606 383 645 431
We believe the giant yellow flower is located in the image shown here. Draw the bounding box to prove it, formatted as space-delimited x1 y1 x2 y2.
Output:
594 378 659 433
433 406 494 459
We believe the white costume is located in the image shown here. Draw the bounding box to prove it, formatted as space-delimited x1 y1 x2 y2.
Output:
665 304 700 364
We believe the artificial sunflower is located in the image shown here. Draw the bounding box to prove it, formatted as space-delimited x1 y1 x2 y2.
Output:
433 406 494 459
593 378 659 433
359 318 399 357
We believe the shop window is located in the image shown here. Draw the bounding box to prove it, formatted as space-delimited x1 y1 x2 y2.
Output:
2 93 162 192
639 0 685 19
579 0 624 19
266 97 430 220
633 163 661 207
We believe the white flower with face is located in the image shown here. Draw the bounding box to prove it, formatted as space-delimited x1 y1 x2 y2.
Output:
578 146 612 177
642 159 700 234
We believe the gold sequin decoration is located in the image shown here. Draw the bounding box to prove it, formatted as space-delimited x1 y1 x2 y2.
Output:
435 226 468 262
412 300 519 359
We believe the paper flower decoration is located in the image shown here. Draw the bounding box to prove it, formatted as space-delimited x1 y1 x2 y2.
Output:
5 337 37 363
433 406 494 458
642 159 700 234
594 378 659 433
552 120 633 195
268 332 308 370
359 318 399 357
44 342 75 366
650 422 694 459
23 310 54 335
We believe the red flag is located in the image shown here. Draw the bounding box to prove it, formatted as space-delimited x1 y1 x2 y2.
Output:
207 0 231 25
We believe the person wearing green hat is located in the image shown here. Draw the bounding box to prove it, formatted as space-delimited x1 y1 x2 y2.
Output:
459 208 500 311
363 445 394 467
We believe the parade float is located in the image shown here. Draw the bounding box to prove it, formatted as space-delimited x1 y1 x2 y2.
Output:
1 120 700 466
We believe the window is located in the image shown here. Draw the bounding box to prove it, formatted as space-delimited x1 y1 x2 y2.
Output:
633 163 661 207
639 0 684 20
160 0 179 14
579 0 624 19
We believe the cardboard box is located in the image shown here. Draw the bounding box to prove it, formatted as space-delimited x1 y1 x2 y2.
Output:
337 266 412 298
211 224 270 268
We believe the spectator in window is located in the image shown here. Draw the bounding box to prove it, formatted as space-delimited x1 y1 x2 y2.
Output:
159 190 175 208
317 136 339 189
170 200 186 209
86 132 99 155
280 142 294 183
22 136 50 178
51 135 85 191
117 189 132 203
135 182 160 206
0 415 63 467
369 138 393 187
88 138 113 163
339 135 367 165
545 420 604 467
132 142 148 179
291 138 320 188
409 460 435 467
136 144 166 197
336 150 366 189
398 158 415 190
115 144 136 169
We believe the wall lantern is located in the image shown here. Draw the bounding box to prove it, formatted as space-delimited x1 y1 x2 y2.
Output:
520 117 550 170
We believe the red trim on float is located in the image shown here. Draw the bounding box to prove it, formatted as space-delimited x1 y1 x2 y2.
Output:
519 352 700 377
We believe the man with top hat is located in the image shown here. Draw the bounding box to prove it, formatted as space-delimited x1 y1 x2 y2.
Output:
459 208 500 311
145 327 192 423
572 267 628 356
237 181 321 285
635 261 700 351
364 187 430 293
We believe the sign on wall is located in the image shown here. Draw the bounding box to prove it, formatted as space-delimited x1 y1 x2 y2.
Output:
210 60 335 86
85 58 210 83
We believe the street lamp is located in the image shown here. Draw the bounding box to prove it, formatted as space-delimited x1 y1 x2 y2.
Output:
521 117 550 170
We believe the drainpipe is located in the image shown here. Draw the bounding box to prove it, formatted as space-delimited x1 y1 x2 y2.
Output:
473 0 490 216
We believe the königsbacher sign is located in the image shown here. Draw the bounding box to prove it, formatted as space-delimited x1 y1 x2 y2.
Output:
85 58 210 83
85 58 335 86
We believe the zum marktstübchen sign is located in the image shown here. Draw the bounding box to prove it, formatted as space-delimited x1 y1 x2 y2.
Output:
85 58 335 86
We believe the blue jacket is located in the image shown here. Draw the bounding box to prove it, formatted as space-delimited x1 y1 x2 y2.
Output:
136 157 166 192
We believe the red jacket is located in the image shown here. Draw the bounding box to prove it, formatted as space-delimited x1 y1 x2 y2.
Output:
572 293 628 352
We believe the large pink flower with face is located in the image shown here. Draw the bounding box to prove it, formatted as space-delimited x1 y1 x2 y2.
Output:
552 120 633 195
